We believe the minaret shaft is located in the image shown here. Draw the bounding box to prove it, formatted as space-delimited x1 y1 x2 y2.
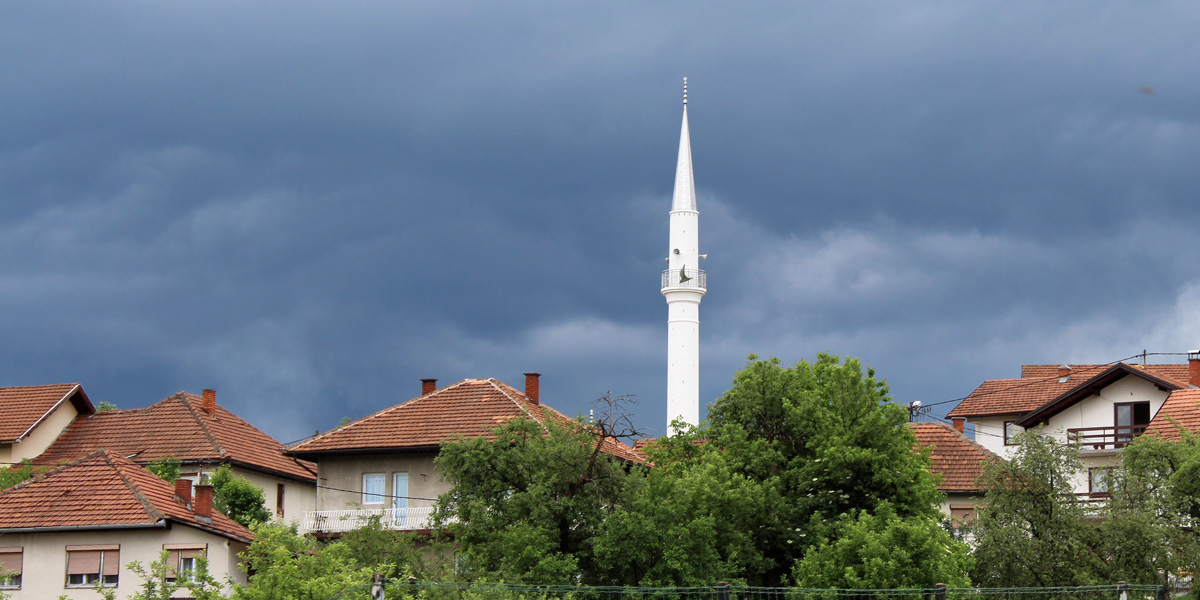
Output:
662 86 704 435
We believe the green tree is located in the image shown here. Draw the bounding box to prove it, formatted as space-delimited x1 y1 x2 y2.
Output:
96 401 119 411
145 456 181 482
1113 428 1200 587
969 428 1104 587
435 401 639 584
693 354 944 585
209 465 272 527
792 502 971 588
230 521 377 600
0 461 40 491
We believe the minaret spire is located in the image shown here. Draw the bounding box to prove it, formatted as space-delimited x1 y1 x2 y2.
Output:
662 77 705 435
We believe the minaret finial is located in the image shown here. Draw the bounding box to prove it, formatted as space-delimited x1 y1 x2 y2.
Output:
683 77 688 105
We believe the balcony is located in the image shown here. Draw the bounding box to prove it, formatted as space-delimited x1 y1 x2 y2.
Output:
661 268 706 292
1067 425 1147 450
300 507 447 534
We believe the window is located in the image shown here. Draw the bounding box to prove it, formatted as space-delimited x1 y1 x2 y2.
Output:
1115 402 1151 445
393 472 409 526
66 545 119 588
1089 467 1114 497
949 505 976 527
362 473 385 504
1003 421 1021 445
0 547 21 589
163 544 206 583
276 483 286 518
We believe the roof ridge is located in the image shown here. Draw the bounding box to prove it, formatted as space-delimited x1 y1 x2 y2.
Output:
101 450 168 523
177 395 227 457
488 379 550 433
0 449 106 498
290 379 475 450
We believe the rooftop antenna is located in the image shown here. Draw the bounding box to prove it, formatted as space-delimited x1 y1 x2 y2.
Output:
906 401 928 423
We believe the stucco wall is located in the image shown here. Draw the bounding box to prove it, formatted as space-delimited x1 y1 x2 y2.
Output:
12 399 80 462
0 524 248 600
1042 376 1169 441
177 465 315 525
315 452 448 511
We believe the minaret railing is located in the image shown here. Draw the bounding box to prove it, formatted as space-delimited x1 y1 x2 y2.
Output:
661 269 707 292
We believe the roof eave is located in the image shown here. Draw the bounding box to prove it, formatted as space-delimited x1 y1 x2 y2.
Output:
15 383 88 442
1017 364 1183 427
285 444 443 459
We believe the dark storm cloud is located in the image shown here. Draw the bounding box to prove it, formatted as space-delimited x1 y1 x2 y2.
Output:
2 1 1199 439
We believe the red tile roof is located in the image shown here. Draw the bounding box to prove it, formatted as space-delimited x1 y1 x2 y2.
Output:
287 378 644 464
34 393 315 483
909 422 1000 493
948 363 1191 419
0 383 93 443
0 450 252 543
1144 388 1200 441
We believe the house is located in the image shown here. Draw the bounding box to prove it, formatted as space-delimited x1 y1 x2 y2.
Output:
0 449 252 600
286 374 642 535
32 389 317 522
909 422 999 524
0 384 94 464
947 357 1200 496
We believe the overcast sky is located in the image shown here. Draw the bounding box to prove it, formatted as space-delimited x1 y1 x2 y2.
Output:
3 2 1199 442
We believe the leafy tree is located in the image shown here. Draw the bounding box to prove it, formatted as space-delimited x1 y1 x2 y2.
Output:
209 465 272 527
1113 428 1200 587
230 521 377 600
0 461 40 491
692 354 944 585
96 401 119 411
145 455 181 482
792 502 971 588
968 428 1104 587
435 399 639 584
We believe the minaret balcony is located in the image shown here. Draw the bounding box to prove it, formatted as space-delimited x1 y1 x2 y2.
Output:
661 268 706 292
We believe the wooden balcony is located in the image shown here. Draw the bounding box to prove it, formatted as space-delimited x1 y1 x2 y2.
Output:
1066 425 1147 450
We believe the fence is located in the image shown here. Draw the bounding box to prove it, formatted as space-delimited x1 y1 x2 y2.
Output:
336 580 1170 600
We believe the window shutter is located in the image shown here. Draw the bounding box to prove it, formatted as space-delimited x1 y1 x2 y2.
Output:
165 550 181 577
67 550 101 575
0 548 21 575
102 550 120 576
182 548 206 560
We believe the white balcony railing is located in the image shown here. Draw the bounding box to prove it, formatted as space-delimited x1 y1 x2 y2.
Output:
661 268 706 292
300 507 447 534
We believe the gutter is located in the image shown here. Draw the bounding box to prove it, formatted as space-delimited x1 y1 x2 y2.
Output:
0 519 167 534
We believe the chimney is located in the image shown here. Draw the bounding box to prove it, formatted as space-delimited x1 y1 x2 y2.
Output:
524 373 541 405
952 417 965 434
1190 351 1200 388
194 485 214 520
1057 364 1072 382
421 378 437 396
174 478 193 507
201 389 216 413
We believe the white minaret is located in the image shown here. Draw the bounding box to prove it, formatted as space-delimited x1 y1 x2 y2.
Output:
662 78 705 435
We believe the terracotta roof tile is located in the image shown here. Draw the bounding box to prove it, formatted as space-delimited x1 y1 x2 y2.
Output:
910 422 1000 493
0 450 251 543
34 393 315 482
1144 388 1200 441
288 378 644 464
948 363 1191 419
0 384 91 442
